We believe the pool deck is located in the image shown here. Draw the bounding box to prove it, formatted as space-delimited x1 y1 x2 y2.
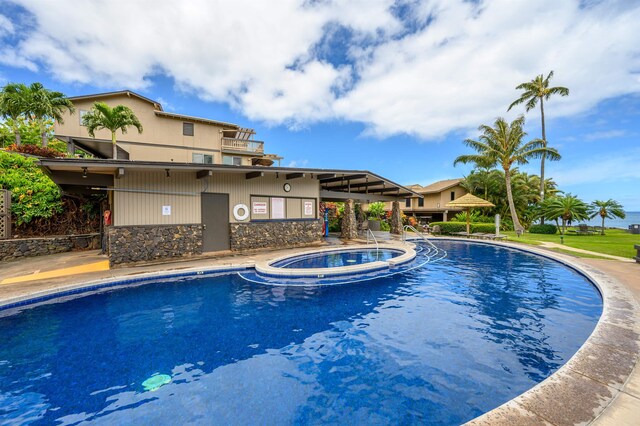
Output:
0 236 639 425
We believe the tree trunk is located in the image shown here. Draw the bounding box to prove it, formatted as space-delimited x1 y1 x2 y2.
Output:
601 214 605 235
41 131 48 147
539 97 547 224
504 167 524 234
111 131 118 160
13 128 21 146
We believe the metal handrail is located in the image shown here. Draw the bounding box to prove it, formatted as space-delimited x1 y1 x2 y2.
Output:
403 225 438 252
366 228 379 257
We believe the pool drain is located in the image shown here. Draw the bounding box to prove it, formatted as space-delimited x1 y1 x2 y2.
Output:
142 374 172 391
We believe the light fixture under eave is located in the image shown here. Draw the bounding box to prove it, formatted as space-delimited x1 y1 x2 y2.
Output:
165 169 170 178
82 167 88 178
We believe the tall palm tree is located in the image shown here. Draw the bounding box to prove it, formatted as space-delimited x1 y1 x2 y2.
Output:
27 82 75 147
507 71 568 206
543 194 589 239
82 102 143 159
0 83 31 146
454 116 561 234
589 199 625 235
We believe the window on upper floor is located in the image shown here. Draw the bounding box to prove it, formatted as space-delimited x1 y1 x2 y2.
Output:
193 153 213 164
183 122 194 136
418 197 424 207
405 198 411 208
450 191 456 201
223 155 242 166
79 109 89 126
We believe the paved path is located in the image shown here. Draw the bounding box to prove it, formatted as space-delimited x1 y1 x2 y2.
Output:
537 241 635 262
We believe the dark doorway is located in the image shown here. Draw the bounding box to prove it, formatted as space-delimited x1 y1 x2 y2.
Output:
201 193 230 252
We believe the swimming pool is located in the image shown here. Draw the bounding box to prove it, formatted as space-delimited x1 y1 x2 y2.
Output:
271 248 402 269
0 240 602 425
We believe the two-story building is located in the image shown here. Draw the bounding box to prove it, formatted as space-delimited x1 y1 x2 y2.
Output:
364 178 467 223
54 90 281 166
402 179 468 223
41 90 420 266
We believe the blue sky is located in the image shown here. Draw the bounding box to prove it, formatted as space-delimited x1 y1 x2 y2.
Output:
1 0 639 209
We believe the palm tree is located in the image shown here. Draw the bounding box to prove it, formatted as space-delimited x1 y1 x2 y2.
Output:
82 102 143 159
543 194 589 241
454 116 561 234
27 82 75 146
589 199 625 235
507 71 568 206
0 83 31 146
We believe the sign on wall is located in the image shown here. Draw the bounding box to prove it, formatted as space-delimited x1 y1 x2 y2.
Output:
304 201 313 216
271 197 285 219
253 202 268 215
162 205 172 216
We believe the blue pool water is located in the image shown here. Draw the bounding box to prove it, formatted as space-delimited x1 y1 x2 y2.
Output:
272 248 402 269
0 241 602 425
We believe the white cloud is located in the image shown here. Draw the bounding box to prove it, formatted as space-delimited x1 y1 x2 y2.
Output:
583 129 627 141
286 159 309 168
550 149 640 186
1 0 640 138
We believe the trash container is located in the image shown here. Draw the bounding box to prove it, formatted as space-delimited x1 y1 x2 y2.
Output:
629 224 640 234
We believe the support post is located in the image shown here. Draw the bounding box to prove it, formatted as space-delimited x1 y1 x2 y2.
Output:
340 199 358 240
390 200 402 235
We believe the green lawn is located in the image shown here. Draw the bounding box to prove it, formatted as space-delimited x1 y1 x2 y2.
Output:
502 228 639 259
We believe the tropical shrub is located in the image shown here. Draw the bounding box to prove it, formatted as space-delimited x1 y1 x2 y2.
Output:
529 224 558 234
380 220 390 232
453 210 493 223
367 202 385 220
429 221 496 234
6 143 66 158
0 151 62 226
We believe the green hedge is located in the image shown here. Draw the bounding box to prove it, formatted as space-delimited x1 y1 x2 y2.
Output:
529 224 558 234
430 221 496 234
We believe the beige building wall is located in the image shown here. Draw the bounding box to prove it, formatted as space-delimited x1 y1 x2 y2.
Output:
113 170 319 226
54 93 256 164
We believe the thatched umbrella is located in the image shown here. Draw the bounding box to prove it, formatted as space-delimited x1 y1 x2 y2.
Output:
445 193 495 234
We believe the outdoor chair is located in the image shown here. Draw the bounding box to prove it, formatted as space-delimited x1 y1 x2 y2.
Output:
432 225 441 235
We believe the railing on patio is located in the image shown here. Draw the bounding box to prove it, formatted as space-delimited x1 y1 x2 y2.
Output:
221 138 265 154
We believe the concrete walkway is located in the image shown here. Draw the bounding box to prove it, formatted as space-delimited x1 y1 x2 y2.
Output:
537 241 635 262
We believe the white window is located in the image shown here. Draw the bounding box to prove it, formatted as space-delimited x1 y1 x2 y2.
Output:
192 153 213 164
79 109 89 126
223 155 242 166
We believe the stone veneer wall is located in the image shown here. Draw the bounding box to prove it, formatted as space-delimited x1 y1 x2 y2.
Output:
108 224 202 266
230 220 322 251
0 234 100 262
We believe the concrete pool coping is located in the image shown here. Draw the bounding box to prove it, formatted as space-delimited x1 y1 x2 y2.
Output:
0 238 638 424
254 243 416 277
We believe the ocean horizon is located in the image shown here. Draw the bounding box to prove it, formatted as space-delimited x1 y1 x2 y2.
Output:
582 211 640 229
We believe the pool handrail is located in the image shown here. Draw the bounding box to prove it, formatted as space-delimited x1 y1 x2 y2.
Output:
403 225 438 252
366 229 380 257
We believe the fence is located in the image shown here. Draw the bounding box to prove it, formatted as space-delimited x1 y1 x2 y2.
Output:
0 190 10 240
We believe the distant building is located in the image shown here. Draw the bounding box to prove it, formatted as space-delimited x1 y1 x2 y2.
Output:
402 179 467 222
364 178 467 223
54 90 282 166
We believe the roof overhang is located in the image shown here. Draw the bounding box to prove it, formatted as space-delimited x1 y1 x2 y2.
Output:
56 135 130 160
37 158 422 201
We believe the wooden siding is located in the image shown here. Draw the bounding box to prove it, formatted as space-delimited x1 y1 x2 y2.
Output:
114 171 320 226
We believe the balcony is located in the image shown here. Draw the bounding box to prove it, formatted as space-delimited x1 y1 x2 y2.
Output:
221 138 264 155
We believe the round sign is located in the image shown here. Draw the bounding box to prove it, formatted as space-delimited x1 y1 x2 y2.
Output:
283 183 292 192
233 204 250 221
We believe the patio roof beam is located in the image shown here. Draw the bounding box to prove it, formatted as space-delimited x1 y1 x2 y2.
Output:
196 170 212 179
325 180 385 191
49 170 114 187
285 172 305 180
246 171 264 180
316 173 336 180
319 174 367 184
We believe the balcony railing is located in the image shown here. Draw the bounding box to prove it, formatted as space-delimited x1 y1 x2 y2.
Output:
221 138 264 154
